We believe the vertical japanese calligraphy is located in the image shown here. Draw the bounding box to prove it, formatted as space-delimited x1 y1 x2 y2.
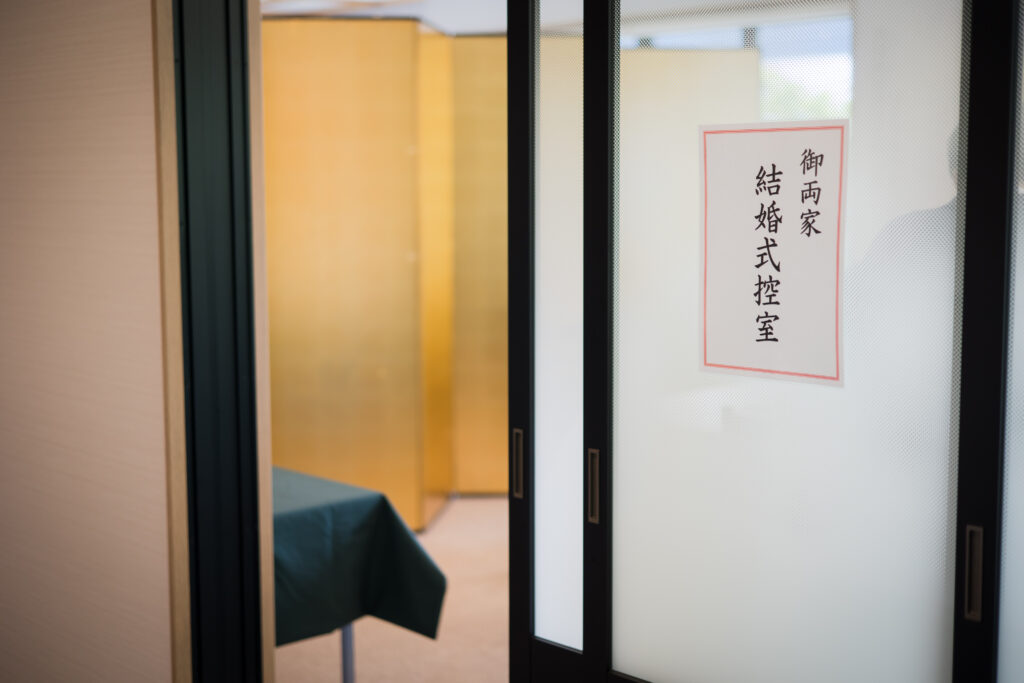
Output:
701 120 848 383
753 165 783 342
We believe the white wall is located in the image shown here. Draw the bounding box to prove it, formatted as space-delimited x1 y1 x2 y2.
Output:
0 1 174 681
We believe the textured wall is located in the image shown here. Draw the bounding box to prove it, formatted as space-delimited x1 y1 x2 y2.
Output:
0 1 173 680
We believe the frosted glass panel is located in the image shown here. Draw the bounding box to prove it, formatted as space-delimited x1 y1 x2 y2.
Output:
612 2 965 681
533 4 583 650
999 7 1024 679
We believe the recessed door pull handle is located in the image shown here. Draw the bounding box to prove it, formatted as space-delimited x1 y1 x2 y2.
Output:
512 428 524 499
964 524 983 622
587 448 600 524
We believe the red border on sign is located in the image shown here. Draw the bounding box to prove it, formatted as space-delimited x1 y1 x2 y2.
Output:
702 125 844 382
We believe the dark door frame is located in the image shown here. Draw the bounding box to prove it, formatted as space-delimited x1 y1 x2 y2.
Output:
953 0 1021 678
506 4 537 683
173 0 263 680
509 1 1022 682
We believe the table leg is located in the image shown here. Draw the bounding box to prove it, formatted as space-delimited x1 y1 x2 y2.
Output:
341 624 354 683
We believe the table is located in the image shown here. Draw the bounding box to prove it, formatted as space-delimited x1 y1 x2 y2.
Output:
274 467 446 681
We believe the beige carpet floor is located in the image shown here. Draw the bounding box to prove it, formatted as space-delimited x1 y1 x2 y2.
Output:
275 496 509 683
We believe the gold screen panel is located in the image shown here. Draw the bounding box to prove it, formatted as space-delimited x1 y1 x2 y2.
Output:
418 29 455 524
452 37 509 494
263 19 424 527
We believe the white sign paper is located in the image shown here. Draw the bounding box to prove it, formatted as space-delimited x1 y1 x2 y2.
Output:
700 121 848 383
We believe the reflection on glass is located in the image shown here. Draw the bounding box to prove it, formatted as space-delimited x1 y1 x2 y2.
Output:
622 15 853 119
612 1 965 681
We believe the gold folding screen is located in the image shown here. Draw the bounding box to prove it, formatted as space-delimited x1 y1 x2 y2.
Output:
452 38 509 493
418 29 456 524
262 19 507 530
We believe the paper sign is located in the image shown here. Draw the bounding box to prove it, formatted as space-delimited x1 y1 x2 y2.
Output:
700 121 848 383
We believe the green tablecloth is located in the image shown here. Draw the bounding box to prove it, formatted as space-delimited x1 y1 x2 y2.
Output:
273 467 446 645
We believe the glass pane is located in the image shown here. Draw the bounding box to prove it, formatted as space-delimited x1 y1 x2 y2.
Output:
999 6 1024 679
533 0 584 650
612 2 966 681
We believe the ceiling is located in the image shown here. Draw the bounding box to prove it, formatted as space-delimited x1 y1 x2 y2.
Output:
260 0 847 36
260 0 510 34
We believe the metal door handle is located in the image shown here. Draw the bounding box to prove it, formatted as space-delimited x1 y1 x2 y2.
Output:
587 448 600 524
512 428 524 499
964 524 983 622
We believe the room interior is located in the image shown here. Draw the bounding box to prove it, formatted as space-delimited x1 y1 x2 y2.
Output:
259 3 512 680
256 1 864 680
256 0 980 681
2 0 1023 681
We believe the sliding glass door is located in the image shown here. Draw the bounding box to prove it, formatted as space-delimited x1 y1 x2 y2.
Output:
613 2 963 681
509 1 1020 681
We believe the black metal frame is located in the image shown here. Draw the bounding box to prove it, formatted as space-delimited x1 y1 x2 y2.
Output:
507 1 537 681
510 0 1024 682
582 1 618 681
174 0 263 680
953 1 1021 680
508 0 615 678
